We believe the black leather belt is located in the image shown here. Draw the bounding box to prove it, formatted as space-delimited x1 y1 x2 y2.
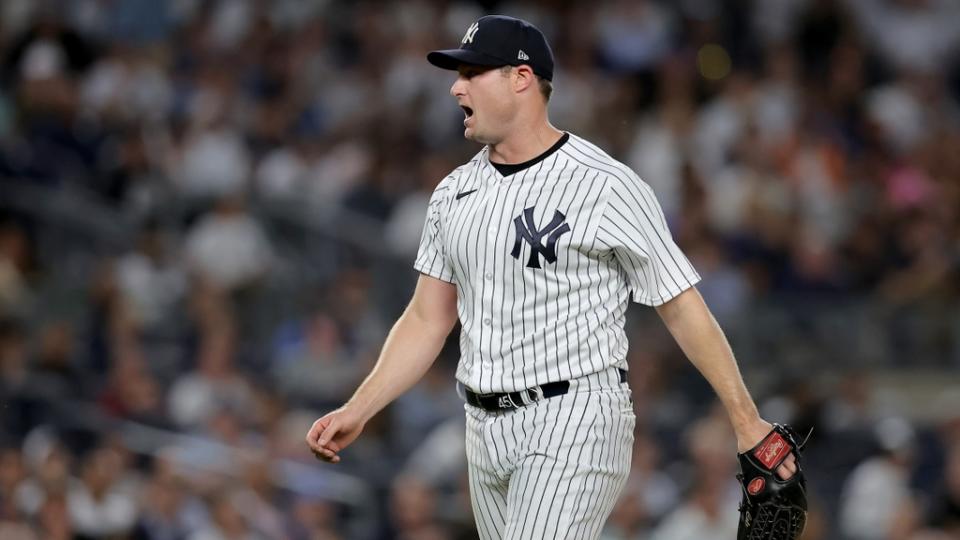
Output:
463 368 627 412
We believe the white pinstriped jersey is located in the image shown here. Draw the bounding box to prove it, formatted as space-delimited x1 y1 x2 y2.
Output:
414 133 701 394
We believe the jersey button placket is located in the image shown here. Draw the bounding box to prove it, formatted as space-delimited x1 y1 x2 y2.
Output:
480 226 497 349
479 267 495 327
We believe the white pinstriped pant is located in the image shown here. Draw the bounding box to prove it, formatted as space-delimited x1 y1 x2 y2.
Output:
464 367 635 539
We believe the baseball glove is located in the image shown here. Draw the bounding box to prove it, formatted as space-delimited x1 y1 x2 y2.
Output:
737 424 809 540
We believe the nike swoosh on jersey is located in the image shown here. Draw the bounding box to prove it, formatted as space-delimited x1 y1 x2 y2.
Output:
455 189 478 200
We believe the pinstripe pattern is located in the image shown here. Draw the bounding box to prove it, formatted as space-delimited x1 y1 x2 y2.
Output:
413 133 698 538
413 133 700 394
465 368 635 539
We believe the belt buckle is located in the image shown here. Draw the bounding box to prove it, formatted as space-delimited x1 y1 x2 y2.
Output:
520 385 544 406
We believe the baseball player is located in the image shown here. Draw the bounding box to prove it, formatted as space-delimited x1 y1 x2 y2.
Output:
306 15 797 539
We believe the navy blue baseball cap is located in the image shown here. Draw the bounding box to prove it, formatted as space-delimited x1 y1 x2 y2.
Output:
427 15 555 81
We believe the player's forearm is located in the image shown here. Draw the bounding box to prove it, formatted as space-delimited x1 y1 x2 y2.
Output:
656 287 760 431
344 305 453 423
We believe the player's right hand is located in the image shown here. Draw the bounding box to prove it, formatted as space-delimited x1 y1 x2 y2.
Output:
305 407 365 464
736 418 798 480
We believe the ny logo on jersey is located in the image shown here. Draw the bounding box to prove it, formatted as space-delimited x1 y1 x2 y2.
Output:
462 22 479 44
511 206 571 269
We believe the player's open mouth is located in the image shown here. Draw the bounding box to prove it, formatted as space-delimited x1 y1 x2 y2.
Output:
461 105 474 118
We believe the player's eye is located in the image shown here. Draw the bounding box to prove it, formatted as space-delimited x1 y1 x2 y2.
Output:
459 66 486 79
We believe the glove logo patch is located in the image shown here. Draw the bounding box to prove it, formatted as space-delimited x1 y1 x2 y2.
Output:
755 432 789 469
747 477 765 495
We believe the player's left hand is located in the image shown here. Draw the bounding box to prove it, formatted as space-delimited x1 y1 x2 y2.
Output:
736 419 797 480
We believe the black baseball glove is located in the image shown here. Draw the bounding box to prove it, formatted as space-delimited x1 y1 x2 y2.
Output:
737 424 809 540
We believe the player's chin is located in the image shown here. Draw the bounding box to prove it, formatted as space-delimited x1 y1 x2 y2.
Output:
463 124 492 143
463 114 484 139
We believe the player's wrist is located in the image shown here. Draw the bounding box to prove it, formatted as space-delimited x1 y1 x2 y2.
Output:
341 399 375 425
732 413 764 431
733 417 771 453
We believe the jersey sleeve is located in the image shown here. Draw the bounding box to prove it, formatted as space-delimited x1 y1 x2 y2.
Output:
597 173 700 306
413 182 456 283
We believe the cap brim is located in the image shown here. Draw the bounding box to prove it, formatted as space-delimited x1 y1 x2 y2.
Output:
427 48 510 71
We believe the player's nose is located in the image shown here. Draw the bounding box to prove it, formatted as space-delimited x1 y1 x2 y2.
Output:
450 76 467 97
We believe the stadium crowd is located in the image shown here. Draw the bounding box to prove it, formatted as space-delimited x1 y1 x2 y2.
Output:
1 0 959 538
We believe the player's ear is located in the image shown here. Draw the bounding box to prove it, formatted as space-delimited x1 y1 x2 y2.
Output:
513 65 535 93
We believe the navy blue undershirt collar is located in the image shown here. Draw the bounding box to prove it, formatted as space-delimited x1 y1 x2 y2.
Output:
490 132 569 177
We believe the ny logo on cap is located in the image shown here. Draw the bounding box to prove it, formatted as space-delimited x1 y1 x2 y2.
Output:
462 22 479 44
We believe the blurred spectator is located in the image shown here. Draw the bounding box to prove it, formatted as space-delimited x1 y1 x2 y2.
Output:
0 319 31 437
844 0 960 74
36 492 72 540
389 474 453 540
97 356 169 428
0 446 27 519
822 371 878 433
602 434 680 538
595 0 675 74
184 195 273 295
187 489 255 540
167 324 254 429
287 497 343 540
2 9 100 184
390 345 461 456
115 222 187 333
233 454 287 540
271 308 364 408
601 487 647 540
66 445 138 538
3 8 95 93
28 321 84 403
385 156 454 258
15 435 72 518
402 415 466 489
268 266 387 410
630 434 681 522
131 459 194 540
0 219 33 320
650 413 740 540
341 158 399 224
79 44 174 127
925 438 960 535
0 520 36 540
685 234 750 323
691 73 755 181
169 65 251 199
866 71 956 155
302 138 374 215
839 417 916 540
626 74 696 221
322 268 387 357
94 126 172 219
255 137 309 202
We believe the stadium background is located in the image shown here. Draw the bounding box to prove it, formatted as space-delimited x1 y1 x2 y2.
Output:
1 0 959 538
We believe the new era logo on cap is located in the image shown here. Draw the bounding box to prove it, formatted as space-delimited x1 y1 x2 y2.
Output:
427 15 555 81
